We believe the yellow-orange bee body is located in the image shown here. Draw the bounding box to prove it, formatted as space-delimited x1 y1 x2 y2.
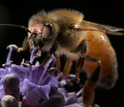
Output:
28 9 118 89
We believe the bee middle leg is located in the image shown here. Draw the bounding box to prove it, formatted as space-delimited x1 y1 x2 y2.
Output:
62 57 73 78
74 39 101 82
74 39 87 83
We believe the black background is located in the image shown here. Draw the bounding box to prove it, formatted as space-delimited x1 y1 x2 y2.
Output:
0 0 124 107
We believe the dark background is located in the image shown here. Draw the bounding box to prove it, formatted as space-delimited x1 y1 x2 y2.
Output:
0 0 124 107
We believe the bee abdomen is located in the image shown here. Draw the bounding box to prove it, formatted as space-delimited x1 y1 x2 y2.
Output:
98 67 118 89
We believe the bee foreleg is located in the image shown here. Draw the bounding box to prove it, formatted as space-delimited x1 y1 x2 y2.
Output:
39 41 58 69
17 37 29 52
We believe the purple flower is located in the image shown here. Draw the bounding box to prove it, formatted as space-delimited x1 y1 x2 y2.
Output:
0 44 99 107
14 58 61 106
58 74 84 107
0 45 17 101
0 45 66 107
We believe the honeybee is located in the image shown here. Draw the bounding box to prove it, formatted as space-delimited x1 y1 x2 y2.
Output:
1 9 124 107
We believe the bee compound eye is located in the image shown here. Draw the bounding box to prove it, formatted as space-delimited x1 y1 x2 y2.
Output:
42 25 51 39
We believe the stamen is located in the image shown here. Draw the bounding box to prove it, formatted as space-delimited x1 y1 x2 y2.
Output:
6 44 18 64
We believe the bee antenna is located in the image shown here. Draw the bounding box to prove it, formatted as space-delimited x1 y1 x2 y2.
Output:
0 24 31 33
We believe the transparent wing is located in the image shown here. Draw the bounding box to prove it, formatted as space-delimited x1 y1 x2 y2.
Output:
72 20 124 36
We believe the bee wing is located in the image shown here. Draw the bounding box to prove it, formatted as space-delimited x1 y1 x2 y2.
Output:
74 20 124 35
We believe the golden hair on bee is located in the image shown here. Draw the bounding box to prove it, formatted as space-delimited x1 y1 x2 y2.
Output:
47 9 84 24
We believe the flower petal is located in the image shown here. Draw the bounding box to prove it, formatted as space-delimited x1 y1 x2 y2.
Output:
0 68 6 78
20 79 35 95
23 88 41 107
21 79 50 100
66 92 77 105
11 64 29 79
0 86 4 100
58 88 68 97
37 84 50 100
21 82 51 107
48 76 61 88
40 88 66 107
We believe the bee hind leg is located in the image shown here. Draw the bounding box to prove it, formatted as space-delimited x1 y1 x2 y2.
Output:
82 56 101 107
74 39 101 106
76 55 101 107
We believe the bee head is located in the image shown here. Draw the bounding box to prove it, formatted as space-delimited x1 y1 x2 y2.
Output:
29 22 52 48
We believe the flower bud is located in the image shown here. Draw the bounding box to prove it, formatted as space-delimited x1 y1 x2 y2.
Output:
1 95 18 107
2 73 20 102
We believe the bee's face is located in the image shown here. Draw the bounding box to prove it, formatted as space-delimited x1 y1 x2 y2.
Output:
29 23 52 49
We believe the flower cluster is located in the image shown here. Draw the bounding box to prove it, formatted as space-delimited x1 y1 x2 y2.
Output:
0 44 87 107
